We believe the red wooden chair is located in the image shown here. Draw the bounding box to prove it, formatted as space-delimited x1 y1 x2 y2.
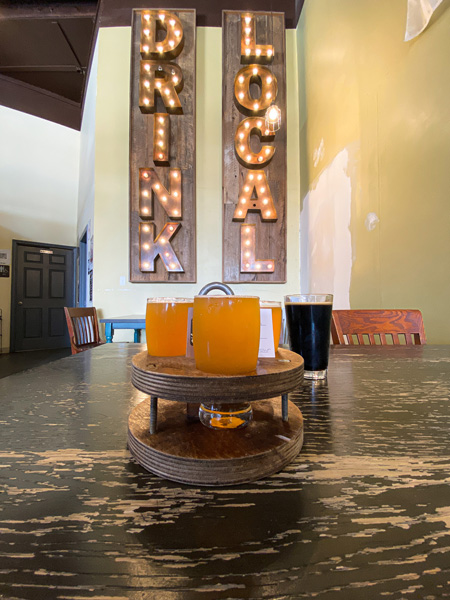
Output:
331 309 426 346
64 307 106 355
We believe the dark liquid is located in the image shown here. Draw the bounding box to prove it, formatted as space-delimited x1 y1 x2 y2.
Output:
285 303 332 372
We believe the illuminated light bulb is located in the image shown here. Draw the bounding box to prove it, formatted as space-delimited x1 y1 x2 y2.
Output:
143 98 150 105
260 186 266 192
173 209 179 216
263 198 268 205
143 172 149 178
267 264 273 269
175 29 181 37
244 186 250 192
170 263 176 269
245 38 250 46
156 81 162 88
245 240 251 246
253 103 259 111
265 129 270 136
241 198 247 204
143 243 150 249
162 195 167 202
160 238 166 244
238 210 243 216
244 121 250 129
266 92 272 99
246 154 252 161
169 40 175 48
158 129 164 135
172 75 179 84
159 116 164 124
144 28 150 36
257 174 263 180
265 148 271 155
245 251 250 257
143 45 149 53
169 99 175 106
173 172 178 178
249 174 254 180
142 207 149 214
157 45 164 53
239 132 244 139
256 48 261 57
265 210 272 217
256 264 261 269
155 183 160 189
144 80 150 89
143 225 150 232
173 191 178 197
159 153 163 159
258 156 263 162
267 49 273 57
252 67 258 75
165 252 170 257
238 75 244 83
266 76 272 84
245 227 251 233
238 92 244 100
158 140 164 147
257 120 262 128
144 14 150 21
169 226 174 231
143 262 149 268
245 16 251 24
245 27 251 34
142 190 149 197
164 88 170 95
144 63 150 72
169 18 175 26
158 13 165 21
245 48 251 56
240 145 245 152
246 263 250 268
268 106 279 121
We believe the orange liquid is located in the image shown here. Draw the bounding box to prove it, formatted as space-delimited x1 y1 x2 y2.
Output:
271 306 282 349
193 296 260 374
146 301 193 356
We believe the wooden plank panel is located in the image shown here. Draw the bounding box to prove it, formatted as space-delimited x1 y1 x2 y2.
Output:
222 10 286 283
130 9 196 282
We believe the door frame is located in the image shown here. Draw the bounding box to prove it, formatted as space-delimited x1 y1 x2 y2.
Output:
10 239 77 352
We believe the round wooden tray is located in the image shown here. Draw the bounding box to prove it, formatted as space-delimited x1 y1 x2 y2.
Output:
131 348 304 402
128 397 304 486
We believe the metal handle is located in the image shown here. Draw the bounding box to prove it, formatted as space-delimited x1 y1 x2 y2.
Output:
198 282 234 296
18 301 23 305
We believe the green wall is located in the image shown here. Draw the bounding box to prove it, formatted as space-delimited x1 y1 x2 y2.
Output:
298 0 450 342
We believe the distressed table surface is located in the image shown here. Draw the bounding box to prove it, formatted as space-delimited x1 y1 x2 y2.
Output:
1 343 449 600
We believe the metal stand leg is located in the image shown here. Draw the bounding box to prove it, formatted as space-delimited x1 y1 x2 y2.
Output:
282 394 289 422
150 396 158 434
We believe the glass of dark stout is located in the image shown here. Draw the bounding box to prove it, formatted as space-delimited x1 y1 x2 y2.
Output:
284 294 333 380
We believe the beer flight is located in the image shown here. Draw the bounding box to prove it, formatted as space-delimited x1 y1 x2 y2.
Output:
145 293 333 429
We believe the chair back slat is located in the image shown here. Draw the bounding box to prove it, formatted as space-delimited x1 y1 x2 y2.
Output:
331 309 426 346
64 307 105 354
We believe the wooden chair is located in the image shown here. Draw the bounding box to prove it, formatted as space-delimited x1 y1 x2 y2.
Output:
64 307 106 355
331 309 426 346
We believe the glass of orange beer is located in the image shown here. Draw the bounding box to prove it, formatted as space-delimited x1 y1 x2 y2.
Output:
260 300 282 350
193 295 260 430
146 297 193 357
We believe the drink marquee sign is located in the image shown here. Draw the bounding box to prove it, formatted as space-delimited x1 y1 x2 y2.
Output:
129 9 285 284
130 9 196 282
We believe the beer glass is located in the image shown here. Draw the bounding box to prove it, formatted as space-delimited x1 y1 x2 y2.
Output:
284 294 333 379
260 300 282 350
193 295 260 429
146 297 193 357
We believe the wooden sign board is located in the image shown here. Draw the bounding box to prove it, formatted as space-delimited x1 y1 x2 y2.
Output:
222 11 286 283
130 9 196 282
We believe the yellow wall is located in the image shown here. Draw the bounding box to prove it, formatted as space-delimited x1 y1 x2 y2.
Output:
298 0 450 342
0 107 79 351
93 27 301 340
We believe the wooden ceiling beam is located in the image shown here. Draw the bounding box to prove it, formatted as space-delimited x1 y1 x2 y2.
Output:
0 2 98 20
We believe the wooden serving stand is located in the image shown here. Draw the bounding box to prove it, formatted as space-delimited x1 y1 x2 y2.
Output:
129 348 304 486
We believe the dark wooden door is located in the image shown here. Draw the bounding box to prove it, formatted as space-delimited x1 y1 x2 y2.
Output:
11 240 76 352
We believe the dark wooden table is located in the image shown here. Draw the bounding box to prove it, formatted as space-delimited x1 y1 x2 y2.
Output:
1 344 449 599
